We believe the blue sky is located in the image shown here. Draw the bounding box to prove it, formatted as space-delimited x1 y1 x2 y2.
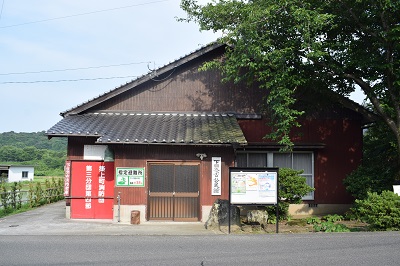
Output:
0 0 219 133
0 0 365 133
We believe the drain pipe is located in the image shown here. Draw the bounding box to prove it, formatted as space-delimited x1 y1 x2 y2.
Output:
117 192 121 223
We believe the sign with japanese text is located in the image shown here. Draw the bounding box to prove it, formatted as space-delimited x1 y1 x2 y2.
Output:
230 168 278 205
70 161 114 219
116 167 145 187
64 161 71 196
211 157 222 195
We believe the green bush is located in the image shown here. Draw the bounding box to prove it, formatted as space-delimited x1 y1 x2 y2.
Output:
266 168 314 222
1 179 64 218
322 214 344 223
306 216 321 224
352 190 400 230
266 202 289 223
313 221 350 233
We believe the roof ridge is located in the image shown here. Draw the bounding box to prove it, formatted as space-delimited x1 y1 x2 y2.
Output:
60 42 224 117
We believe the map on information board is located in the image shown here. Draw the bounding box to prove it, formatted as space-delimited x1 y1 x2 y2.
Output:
230 168 278 205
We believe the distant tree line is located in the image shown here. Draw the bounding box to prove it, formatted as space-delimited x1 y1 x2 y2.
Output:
0 131 66 151
0 131 67 176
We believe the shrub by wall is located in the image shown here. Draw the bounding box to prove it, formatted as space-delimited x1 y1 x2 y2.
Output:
266 168 314 222
352 190 400 231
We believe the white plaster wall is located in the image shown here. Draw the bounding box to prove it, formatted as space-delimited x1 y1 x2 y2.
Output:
202 206 212 223
113 205 146 224
289 204 352 218
8 166 34 182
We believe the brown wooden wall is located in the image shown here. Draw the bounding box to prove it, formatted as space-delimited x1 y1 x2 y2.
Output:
67 137 97 159
67 138 236 218
238 114 363 204
67 107 362 207
86 48 264 114
112 145 235 207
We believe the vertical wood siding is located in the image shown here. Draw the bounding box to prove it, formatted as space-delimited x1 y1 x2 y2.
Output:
67 137 97 160
86 50 264 114
111 145 235 213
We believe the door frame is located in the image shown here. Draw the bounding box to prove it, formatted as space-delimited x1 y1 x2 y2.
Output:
147 161 200 221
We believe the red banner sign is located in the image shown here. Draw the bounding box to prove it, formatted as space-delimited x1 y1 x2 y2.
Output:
70 161 114 219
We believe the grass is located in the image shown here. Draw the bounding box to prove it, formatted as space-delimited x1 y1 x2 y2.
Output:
1 176 63 191
33 176 63 183
0 204 33 218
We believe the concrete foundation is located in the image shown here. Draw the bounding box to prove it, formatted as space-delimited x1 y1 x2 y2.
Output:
201 204 352 222
66 203 352 222
288 204 352 218
202 206 212 223
65 205 71 219
113 205 146 224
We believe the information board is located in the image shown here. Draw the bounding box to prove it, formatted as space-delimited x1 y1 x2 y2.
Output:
230 168 278 205
116 167 145 187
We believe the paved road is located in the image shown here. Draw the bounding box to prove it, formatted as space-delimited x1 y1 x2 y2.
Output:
0 202 400 266
1 232 400 265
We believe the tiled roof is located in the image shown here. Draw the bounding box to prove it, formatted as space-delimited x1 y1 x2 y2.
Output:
46 112 247 145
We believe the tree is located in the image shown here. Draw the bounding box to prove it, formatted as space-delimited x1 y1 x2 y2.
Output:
344 120 398 199
180 0 400 175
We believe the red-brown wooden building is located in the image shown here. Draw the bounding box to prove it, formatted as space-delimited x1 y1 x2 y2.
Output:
47 43 374 223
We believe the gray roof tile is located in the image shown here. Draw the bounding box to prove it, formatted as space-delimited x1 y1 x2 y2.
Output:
46 112 247 145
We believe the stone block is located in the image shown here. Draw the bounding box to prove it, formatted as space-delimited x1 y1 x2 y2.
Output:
247 210 268 229
205 199 240 231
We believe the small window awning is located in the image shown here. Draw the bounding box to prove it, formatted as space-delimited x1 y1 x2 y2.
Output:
46 112 248 146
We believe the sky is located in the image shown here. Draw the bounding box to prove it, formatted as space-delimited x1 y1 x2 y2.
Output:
0 0 365 133
0 0 219 133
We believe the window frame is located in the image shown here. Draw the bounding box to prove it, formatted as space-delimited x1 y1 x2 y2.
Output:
22 171 29 179
235 151 314 200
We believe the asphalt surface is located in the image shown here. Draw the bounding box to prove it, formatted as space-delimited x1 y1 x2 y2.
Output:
0 201 223 236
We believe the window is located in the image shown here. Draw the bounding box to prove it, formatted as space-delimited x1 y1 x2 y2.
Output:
236 151 314 200
22 171 29 179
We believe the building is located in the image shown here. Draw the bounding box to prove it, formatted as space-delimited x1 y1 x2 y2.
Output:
0 165 34 182
46 43 374 222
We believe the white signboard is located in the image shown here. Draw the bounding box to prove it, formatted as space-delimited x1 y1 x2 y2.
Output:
84 145 108 160
116 168 145 187
211 157 222 195
230 168 278 205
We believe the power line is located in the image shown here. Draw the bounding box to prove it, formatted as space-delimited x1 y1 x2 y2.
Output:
1 75 139 84
0 61 152 76
0 0 170 29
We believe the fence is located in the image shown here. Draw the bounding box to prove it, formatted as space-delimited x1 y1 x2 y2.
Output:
0 178 64 210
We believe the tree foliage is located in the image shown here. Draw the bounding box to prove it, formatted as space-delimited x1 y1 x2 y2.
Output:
0 132 66 176
180 0 400 166
279 168 314 204
0 131 66 151
344 120 398 199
